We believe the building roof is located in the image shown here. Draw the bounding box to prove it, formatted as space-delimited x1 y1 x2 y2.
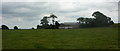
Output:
59 22 80 29
62 22 79 26
60 22 80 27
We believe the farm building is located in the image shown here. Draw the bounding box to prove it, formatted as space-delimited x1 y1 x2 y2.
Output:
59 22 80 29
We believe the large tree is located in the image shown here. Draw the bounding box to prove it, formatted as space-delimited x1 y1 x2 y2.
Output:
55 21 60 29
1 25 9 29
77 11 114 28
37 25 40 29
49 14 57 25
77 17 95 28
92 11 113 27
14 26 18 29
41 16 49 25
77 17 85 23
40 16 49 28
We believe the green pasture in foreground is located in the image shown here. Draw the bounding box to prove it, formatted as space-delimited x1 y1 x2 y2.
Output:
2 27 119 49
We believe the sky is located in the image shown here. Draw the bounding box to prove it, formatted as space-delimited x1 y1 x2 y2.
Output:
1 0 120 29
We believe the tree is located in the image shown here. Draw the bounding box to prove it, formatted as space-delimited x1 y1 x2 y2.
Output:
32 27 34 29
37 25 41 29
41 16 49 25
82 18 94 27
77 17 84 23
106 17 114 25
55 21 60 29
92 11 111 27
77 11 114 28
77 17 95 28
107 17 111 23
109 21 114 25
14 26 18 29
84 18 90 24
49 14 57 25
1 25 9 29
40 16 49 29
49 24 53 29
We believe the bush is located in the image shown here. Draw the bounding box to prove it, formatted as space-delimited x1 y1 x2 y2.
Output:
1 25 9 30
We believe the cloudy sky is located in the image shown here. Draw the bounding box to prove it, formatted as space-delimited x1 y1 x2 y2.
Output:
1 0 120 29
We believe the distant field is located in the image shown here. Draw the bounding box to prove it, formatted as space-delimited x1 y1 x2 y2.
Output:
2 27 119 49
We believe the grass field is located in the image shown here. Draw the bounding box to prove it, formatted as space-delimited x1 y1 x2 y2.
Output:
2 27 119 49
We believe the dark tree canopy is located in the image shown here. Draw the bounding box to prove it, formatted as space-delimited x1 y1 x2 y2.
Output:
49 14 57 25
55 21 60 29
92 11 107 18
92 11 114 27
37 25 41 29
40 16 49 29
1 25 9 29
77 17 84 23
77 11 114 28
109 21 114 25
77 17 95 28
32 27 34 29
40 14 59 29
14 26 18 29
41 16 49 25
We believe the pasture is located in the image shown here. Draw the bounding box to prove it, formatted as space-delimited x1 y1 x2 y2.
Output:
2 27 119 49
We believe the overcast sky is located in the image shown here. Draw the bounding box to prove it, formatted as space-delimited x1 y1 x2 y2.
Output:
1 0 120 29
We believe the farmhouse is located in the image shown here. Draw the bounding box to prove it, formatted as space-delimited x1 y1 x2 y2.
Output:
59 22 80 29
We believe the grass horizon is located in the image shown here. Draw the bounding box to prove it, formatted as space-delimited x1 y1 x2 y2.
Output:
2 27 119 49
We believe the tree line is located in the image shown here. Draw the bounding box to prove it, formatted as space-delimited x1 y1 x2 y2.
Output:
77 11 114 28
1 11 114 29
37 14 60 29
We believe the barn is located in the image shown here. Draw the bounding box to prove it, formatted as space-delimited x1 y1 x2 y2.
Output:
59 22 80 29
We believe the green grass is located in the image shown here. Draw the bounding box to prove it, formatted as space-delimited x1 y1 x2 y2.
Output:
2 27 119 49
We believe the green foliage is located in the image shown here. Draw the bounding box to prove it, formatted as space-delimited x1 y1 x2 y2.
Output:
77 17 95 28
40 14 58 29
14 26 18 29
41 16 49 25
40 16 49 29
109 21 114 25
77 11 114 28
55 21 60 29
77 17 84 23
37 25 40 29
2 27 118 49
32 27 34 29
1 25 9 30
49 14 57 25
92 11 114 27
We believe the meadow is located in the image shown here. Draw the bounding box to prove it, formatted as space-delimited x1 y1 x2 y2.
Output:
2 27 119 49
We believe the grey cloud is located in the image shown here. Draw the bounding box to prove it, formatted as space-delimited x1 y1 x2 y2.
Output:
2 2 118 29
2 2 53 17
2 0 120 2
